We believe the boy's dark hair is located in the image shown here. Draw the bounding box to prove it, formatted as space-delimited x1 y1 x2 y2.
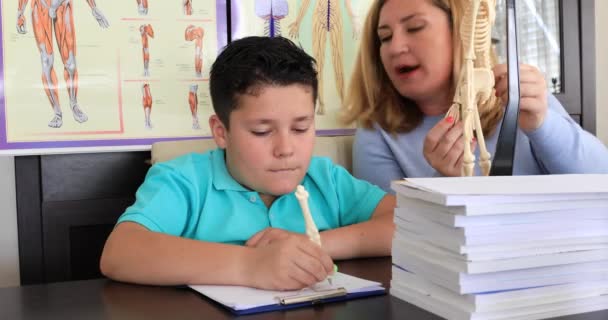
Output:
209 36 318 128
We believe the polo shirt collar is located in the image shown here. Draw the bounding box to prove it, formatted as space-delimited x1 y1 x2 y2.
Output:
211 148 250 192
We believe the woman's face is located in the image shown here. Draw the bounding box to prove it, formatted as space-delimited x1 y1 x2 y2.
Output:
378 0 453 105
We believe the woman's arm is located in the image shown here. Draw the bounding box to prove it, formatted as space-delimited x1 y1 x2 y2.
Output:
526 95 608 173
494 64 608 173
353 128 405 192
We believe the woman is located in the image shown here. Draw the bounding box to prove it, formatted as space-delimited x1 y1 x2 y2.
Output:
342 0 608 192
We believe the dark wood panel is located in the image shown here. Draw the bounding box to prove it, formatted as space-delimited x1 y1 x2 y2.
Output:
15 156 44 285
41 152 149 202
42 198 134 283
16 151 149 285
70 224 115 280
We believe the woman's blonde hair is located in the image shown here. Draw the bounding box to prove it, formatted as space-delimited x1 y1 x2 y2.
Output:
341 0 503 137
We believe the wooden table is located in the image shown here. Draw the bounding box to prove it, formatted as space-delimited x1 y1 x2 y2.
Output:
0 257 606 319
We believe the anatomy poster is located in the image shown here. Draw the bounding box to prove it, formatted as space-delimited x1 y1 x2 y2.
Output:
0 0 227 154
231 0 373 134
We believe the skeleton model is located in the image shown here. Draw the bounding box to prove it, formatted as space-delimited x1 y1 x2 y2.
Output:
288 0 358 115
255 0 289 37
445 0 496 176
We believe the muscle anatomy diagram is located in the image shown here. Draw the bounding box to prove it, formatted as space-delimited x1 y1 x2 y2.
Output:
16 0 110 128
255 0 289 37
140 24 154 77
183 0 192 15
137 0 148 15
288 0 359 115
185 25 204 78
142 83 153 129
188 84 200 129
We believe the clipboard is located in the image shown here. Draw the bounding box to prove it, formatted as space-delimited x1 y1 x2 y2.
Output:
230 287 385 315
188 272 386 315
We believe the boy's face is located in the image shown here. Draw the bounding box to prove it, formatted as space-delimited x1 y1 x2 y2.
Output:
210 84 316 197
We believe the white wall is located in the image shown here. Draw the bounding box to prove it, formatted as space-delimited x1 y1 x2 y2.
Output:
0 156 19 288
597 1 608 144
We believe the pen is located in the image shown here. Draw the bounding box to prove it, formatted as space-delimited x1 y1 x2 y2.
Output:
330 264 338 285
295 185 336 286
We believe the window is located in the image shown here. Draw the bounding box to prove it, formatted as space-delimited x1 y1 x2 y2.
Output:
493 0 562 93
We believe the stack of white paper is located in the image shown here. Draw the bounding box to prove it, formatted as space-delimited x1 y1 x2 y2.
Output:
390 174 608 320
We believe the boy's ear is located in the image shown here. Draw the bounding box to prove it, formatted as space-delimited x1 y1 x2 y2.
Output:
209 115 228 149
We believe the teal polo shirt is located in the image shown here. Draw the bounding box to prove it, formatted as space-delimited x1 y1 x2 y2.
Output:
118 148 386 245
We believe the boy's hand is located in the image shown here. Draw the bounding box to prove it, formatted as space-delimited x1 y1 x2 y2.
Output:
246 227 302 247
423 118 477 177
248 234 334 290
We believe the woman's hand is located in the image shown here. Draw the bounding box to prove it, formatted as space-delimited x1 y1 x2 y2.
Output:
493 64 548 132
423 117 477 177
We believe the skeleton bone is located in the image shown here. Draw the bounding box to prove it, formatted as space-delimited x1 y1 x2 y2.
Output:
295 185 322 246
295 185 335 285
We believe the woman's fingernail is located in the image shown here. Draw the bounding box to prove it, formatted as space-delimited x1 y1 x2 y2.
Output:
446 116 454 123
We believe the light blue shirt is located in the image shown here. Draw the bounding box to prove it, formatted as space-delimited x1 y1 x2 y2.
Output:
118 148 386 244
353 95 608 192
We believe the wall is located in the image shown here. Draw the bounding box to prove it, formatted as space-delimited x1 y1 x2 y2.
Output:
597 1 608 144
0 156 19 288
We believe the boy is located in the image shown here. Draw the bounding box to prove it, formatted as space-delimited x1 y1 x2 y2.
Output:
100 36 395 291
